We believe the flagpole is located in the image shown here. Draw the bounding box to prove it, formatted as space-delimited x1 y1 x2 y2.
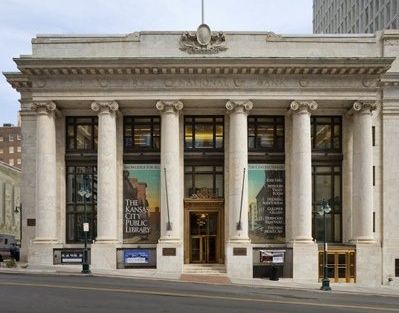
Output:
202 0 204 24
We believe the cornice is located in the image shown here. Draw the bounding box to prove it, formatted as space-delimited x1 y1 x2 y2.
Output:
11 57 394 77
3 72 32 91
380 73 399 87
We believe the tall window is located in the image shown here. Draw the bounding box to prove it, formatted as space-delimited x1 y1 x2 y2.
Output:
311 116 341 152
66 117 98 152
312 165 342 243
124 116 160 152
184 166 224 198
248 116 284 152
311 116 342 243
66 165 97 243
184 116 223 150
66 116 98 243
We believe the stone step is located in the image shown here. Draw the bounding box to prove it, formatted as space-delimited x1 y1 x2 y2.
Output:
183 264 227 275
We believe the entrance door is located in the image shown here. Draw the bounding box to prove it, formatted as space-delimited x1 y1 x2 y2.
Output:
318 249 356 283
189 212 218 263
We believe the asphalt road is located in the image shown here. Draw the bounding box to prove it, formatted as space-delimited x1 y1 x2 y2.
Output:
0 273 398 313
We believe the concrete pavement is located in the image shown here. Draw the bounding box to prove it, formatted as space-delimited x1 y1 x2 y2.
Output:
0 262 398 297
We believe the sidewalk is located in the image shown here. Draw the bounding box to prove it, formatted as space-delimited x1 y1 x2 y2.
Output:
1 263 398 297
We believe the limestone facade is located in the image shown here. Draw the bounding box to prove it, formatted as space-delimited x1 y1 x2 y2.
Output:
4 28 399 286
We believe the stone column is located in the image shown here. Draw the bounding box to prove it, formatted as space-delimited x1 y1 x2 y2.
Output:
90 101 119 269
350 101 380 286
225 100 253 279
31 102 58 242
289 100 318 281
351 101 376 243
28 102 59 266
156 100 184 277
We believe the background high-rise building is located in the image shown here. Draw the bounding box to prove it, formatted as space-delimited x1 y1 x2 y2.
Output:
313 0 399 33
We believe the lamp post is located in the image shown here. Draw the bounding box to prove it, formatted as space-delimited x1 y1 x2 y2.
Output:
14 204 22 246
318 199 331 291
78 175 91 274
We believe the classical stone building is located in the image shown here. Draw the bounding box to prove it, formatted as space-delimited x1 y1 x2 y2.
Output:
0 161 21 241
4 26 399 286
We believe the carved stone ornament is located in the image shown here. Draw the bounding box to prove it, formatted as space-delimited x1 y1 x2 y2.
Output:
31 101 57 113
91 101 119 113
189 188 219 200
290 100 318 112
180 24 227 54
156 100 184 113
226 100 253 113
352 101 378 113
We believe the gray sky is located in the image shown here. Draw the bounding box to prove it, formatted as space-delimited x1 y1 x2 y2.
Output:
0 0 313 125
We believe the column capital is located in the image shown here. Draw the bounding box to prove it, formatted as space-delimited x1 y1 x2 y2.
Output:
91 101 119 114
156 100 184 113
31 101 57 114
349 101 378 115
226 100 253 113
289 100 318 113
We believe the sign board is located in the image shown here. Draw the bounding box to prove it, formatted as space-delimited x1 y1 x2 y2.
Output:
259 250 286 264
83 223 89 232
116 248 156 269
248 164 285 244
162 248 176 256
124 249 149 264
123 164 160 244
233 247 247 256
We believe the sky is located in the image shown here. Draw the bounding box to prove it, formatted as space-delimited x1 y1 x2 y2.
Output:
0 0 313 125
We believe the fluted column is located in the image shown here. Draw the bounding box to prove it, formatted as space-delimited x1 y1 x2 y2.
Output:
156 100 183 241
351 101 376 243
91 101 119 242
290 100 318 243
226 100 253 241
31 101 58 242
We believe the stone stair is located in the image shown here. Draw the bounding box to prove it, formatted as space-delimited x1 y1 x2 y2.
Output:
181 264 230 284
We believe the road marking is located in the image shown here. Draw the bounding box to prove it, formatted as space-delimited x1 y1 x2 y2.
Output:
0 281 398 312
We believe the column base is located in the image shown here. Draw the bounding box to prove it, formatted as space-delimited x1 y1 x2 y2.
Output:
356 243 381 286
289 241 318 282
225 240 253 279
156 239 183 279
28 240 62 266
91 241 118 270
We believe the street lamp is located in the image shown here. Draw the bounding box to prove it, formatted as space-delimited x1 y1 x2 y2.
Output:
318 199 331 291
78 175 91 274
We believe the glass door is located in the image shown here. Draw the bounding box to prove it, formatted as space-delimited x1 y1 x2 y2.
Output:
189 212 218 263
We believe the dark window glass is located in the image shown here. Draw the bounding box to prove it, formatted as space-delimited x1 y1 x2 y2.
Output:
312 165 342 243
124 116 160 152
311 116 342 152
396 259 399 277
248 116 285 152
66 165 97 243
184 116 224 150
184 165 224 198
66 117 98 152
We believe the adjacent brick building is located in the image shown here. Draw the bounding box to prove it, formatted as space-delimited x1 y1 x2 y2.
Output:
0 124 22 168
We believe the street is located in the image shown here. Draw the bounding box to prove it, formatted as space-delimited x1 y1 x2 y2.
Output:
0 273 398 313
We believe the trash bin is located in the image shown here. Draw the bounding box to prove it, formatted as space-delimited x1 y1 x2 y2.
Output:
270 265 279 281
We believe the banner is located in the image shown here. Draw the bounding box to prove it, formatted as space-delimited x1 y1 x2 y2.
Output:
123 164 160 243
248 164 285 243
